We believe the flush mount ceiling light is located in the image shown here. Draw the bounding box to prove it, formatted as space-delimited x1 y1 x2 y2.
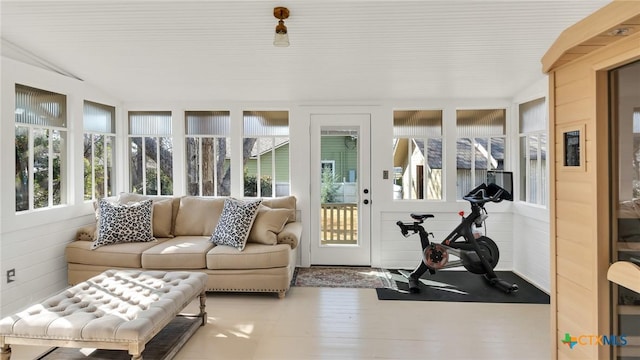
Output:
608 27 631 36
273 7 290 47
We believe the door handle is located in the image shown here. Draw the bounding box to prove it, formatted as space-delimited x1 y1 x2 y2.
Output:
363 199 369 205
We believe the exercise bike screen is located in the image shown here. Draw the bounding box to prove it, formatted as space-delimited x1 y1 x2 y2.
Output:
487 171 513 198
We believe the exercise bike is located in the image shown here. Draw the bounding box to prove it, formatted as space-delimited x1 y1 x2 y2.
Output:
395 182 519 294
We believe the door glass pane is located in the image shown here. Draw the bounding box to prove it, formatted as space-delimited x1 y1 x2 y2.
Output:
33 128 49 209
15 126 29 211
611 60 640 359
320 126 358 246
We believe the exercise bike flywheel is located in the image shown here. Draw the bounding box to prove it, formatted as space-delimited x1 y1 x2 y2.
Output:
423 244 449 269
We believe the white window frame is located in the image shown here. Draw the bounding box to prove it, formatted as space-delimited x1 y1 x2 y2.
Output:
455 109 507 199
321 160 336 177
242 111 290 198
128 111 173 196
14 84 68 212
393 110 443 201
83 101 116 201
518 97 548 206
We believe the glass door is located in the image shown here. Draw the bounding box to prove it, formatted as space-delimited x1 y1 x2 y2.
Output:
610 60 640 360
310 114 371 265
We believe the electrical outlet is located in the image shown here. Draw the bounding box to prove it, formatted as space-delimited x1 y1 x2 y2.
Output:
7 269 15 283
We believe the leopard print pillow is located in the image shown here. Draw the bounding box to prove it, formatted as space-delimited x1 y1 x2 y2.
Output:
210 198 262 251
91 199 156 249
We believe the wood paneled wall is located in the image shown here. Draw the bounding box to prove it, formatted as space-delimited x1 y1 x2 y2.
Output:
546 4 640 358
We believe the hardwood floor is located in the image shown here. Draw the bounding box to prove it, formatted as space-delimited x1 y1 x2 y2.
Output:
10 287 550 360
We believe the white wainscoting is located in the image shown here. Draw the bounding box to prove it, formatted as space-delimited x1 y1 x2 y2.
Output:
512 203 550 292
379 208 514 271
0 214 94 316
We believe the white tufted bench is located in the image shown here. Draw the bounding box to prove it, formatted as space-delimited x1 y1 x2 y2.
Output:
0 269 207 360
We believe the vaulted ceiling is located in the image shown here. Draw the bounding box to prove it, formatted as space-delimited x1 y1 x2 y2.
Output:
1 1 610 103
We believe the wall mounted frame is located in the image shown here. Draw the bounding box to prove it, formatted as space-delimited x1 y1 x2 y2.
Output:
559 123 585 172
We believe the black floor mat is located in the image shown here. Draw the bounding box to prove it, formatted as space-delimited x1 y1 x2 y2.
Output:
377 269 550 304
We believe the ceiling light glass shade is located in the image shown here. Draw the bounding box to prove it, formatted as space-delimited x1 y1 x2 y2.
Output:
273 32 289 47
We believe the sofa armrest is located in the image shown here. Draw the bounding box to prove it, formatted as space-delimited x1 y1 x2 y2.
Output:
277 221 301 249
77 223 96 241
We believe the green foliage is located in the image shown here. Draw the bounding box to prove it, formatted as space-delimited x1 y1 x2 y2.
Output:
321 167 340 203
244 172 273 197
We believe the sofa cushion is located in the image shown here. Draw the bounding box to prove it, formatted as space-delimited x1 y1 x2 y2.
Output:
174 197 226 236
206 243 292 270
150 198 174 238
141 236 214 269
210 198 262 251
66 239 169 268
92 199 155 249
247 205 290 245
261 196 296 222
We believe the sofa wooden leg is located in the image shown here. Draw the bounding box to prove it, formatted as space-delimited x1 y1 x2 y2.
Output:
278 291 286 299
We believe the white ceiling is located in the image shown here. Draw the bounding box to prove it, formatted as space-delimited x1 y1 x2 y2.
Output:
1 1 610 103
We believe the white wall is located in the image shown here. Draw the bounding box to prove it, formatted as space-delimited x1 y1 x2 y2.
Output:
0 58 550 316
510 77 551 292
0 58 121 316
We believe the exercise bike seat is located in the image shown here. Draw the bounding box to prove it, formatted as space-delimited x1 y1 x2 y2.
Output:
410 213 434 221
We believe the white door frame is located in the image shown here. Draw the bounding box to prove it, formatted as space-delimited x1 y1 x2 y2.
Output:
309 113 371 265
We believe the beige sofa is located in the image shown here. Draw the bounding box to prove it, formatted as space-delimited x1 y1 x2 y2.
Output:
65 194 301 298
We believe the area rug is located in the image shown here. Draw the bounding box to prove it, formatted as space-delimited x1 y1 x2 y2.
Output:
376 269 550 304
292 266 396 289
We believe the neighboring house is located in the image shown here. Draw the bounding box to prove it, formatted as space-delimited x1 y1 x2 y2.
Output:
393 138 508 199
244 138 290 196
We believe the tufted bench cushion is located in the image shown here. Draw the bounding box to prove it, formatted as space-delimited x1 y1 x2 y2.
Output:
0 269 207 359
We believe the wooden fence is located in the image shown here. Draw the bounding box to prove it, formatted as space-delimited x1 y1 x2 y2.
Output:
321 203 358 245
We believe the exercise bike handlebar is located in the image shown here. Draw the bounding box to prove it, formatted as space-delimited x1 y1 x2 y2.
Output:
462 183 512 204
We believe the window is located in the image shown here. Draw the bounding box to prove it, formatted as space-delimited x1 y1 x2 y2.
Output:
128 111 173 195
456 109 506 198
321 160 335 177
393 110 443 200
243 111 289 197
519 98 547 205
83 101 116 200
185 111 231 196
15 84 67 211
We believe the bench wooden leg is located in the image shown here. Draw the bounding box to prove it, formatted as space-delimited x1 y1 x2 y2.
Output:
278 291 285 299
0 342 11 360
199 291 207 326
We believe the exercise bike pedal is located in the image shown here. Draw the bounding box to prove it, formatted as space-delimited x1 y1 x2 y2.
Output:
483 275 519 294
